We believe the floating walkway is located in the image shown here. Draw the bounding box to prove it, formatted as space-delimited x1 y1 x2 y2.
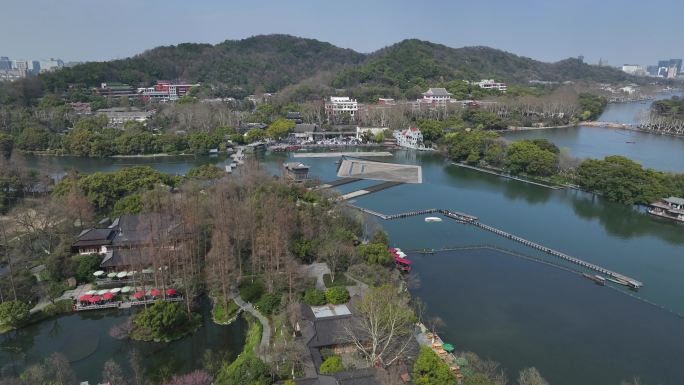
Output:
348 205 643 289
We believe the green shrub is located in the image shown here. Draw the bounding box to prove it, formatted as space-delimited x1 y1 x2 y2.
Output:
187 164 225 179
325 287 350 305
358 243 393 265
42 300 73 317
131 300 201 341
239 280 265 303
319 355 345 374
0 300 31 328
303 288 326 306
75 254 102 283
255 293 281 316
413 346 457 385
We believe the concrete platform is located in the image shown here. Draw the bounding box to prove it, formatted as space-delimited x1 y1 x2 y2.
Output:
337 158 422 183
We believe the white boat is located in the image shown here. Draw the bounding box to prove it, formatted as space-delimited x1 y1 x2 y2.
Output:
424 216 442 222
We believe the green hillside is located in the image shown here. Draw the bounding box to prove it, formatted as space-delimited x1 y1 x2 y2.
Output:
39 35 365 94
332 39 631 91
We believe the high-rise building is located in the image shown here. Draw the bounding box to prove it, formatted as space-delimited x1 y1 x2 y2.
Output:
12 60 29 71
0 57 10 70
655 59 682 78
31 60 41 74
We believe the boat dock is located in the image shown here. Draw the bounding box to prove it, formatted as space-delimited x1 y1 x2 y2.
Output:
348 205 643 289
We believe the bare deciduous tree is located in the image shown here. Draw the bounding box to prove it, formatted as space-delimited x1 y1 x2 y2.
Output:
345 285 415 368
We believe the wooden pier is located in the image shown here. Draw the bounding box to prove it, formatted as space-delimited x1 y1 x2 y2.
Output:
348 205 643 289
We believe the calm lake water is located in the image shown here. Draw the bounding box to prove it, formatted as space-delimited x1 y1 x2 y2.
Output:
0 299 246 383
280 150 684 385
12 97 684 385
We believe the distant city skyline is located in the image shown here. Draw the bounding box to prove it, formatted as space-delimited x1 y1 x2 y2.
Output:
1 0 682 66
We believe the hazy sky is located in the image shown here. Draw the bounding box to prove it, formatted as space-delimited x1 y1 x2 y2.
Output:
1 0 682 66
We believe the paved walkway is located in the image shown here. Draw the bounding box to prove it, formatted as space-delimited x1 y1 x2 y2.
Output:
302 262 331 290
344 272 369 298
232 290 271 363
30 283 94 314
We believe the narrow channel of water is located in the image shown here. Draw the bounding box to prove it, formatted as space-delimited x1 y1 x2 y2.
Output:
503 93 684 173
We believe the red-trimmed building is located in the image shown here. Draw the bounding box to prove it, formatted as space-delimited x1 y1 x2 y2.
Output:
138 81 199 102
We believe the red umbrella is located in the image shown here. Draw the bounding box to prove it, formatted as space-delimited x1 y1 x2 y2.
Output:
79 294 93 301
166 289 178 296
389 248 398 252
150 289 161 297
103 292 114 300
132 291 146 299
89 295 101 303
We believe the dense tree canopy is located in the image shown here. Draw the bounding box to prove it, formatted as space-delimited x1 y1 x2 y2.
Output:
0 300 31 328
413 346 457 385
576 155 682 205
53 166 178 211
506 140 558 176
577 93 608 120
133 300 200 341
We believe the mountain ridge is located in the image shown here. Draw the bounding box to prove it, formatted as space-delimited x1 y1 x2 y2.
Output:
33 34 633 97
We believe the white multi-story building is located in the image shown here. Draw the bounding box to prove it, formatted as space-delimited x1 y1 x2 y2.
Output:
325 96 358 120
621 64 646 76
477 79 507 92
39 58 64 73
421 88 452 104
394 127 425 149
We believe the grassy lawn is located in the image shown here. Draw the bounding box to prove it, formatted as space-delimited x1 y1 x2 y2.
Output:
323 273 356 288
212 297 241 325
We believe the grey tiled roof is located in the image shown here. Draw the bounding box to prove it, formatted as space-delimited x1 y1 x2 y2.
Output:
422 88 452 96
664 197 684 205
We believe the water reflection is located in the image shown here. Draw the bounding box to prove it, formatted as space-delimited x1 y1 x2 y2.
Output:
0 299 246 383
569 192 684 244
411 248 684 385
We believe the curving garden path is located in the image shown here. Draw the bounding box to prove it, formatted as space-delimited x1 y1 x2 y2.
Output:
232 290 271 363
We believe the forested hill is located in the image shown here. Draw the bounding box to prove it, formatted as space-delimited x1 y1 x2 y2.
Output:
332 39 632 90
39 35 365 94
22 35 632 99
